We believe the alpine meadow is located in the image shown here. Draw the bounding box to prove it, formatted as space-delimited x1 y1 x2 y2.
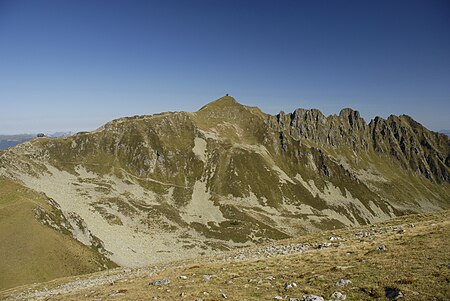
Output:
0 1 449 300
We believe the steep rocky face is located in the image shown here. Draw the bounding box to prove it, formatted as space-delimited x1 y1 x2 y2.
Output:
0 96 448 269
369 115 449 182
269 108 369 150
270 108 449 183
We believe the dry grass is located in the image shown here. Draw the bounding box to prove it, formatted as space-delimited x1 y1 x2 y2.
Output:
2 210 449 300
0 178 115 291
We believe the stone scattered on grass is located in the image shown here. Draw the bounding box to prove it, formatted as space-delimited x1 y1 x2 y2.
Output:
284 282 297 290
376 245 387 251
335 279 351 286
151 279 170 286
385 287 404 300
330 291 346 300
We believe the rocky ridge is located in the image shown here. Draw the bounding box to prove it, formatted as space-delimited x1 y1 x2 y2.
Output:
0 96 448 282
269 107 449 183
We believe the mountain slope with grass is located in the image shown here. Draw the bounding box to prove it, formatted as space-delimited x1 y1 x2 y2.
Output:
0 178 116 290
2 210 449 300
0 96 448 290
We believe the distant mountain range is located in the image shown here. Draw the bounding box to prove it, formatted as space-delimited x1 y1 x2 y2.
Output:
440 129 450 137
0 132 72 150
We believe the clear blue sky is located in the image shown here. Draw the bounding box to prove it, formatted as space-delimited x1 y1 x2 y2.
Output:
0 0 449 134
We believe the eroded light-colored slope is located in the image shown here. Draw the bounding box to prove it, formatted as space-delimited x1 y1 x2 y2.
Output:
9 165 225 267
0 178 116 290
0 96 448 272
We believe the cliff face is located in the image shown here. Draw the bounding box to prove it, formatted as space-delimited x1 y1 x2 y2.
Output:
369 115 449 182
270 108 369 150
269 108 449 183
0 96 448 269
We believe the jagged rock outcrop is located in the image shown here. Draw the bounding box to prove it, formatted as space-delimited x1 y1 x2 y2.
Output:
269 108 370 150
0 96 448 271
269 107 450 183
369 115 449 182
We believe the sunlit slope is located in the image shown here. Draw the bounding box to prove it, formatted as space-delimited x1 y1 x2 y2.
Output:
0 96 448 269
3 210 449 301
0 178 116 290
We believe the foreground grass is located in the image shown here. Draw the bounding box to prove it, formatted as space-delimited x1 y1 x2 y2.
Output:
2 210 449 300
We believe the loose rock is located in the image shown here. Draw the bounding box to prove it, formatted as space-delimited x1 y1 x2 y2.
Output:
330 291 346 300
335 279 351 286
284 282 297 290
151 279 170 286
376 245 387 251
385 287 403 300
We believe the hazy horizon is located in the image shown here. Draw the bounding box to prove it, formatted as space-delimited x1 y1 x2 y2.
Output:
1 96 450 135
1 0 449 134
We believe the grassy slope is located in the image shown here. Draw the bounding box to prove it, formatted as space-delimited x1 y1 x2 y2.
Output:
0 178 116 290
1 97 447 250
109 211 450 301
0 97 448 294
332 147 450 210
3 210 449 300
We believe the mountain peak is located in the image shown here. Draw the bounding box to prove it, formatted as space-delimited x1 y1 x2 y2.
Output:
1 96 449 290
198 95 240 111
